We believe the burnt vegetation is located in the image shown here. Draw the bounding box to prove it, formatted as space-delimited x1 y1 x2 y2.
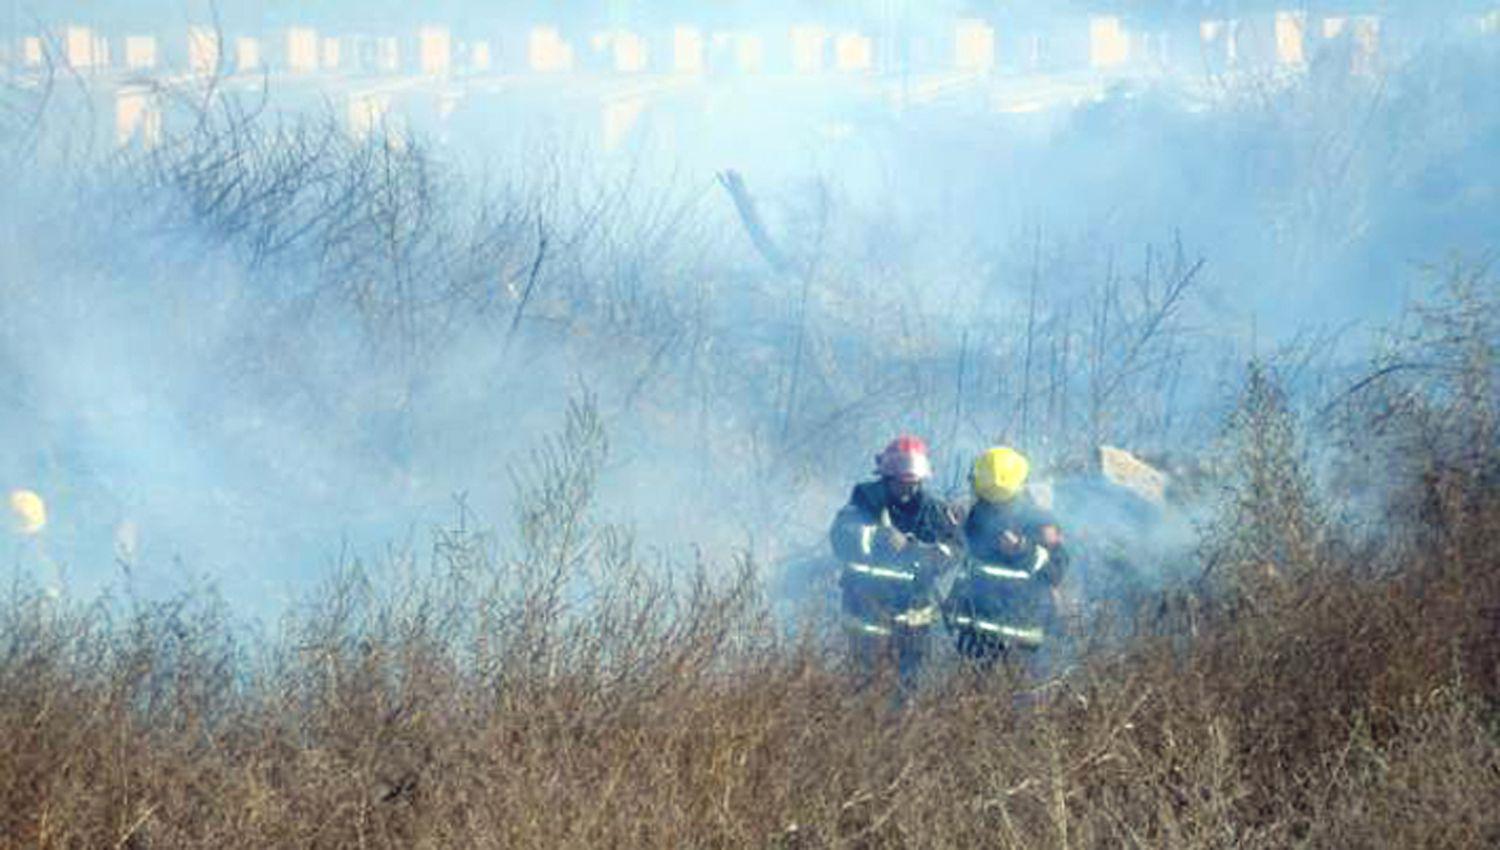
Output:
2 43 1499 849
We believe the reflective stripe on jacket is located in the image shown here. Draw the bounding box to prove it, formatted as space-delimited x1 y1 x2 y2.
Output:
843 601 940 637
831 480 961 637
946 545 1054 650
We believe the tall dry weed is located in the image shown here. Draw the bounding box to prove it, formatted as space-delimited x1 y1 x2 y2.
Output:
3 364 1498 847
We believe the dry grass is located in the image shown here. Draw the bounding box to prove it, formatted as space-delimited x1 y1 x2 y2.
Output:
3 551 1495 849
4 333 1499 850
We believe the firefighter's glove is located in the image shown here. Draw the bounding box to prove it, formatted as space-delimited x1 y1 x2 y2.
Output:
871 525 909 561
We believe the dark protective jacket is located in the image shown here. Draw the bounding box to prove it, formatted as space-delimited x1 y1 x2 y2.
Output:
829 480 962 634
963 496 1066 576
947 494 1067 650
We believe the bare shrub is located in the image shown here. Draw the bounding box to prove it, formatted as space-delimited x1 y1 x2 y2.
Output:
1333 262 1499 558
1200 359 1331 591
3 360 1498 847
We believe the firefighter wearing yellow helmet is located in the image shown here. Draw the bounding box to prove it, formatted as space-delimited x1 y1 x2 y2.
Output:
943 447 1068 669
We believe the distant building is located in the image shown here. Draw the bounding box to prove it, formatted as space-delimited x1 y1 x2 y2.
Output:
321 36 342 71
1130 27 1170 70
236 37 261 73
673 26 704 73
955 19 996 73
375 36 400 73
23 37 44 68
1230 14 1276 67
1200 19 1233 71
834 31 873 73
790 24 827 73
65 26 102 70
470 40 493 72
735 33 765 74
1351 16 1380 76
125 35 158 70
1276 11 1307 67
419 26 452 76
287 27 319 73
1090 16 1129 69
612 30 647 72
529 27 573 72
187 25 220 75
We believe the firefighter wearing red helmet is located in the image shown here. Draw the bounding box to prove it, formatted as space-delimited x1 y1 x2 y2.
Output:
829 435 961 693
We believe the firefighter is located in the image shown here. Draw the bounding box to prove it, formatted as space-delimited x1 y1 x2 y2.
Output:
829 435 961 693
945 447 1068 671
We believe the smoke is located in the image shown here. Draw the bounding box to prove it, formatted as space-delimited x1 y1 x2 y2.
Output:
2 4 1496 629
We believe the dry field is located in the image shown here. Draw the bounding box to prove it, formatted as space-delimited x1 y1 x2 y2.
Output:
3 348 1497 850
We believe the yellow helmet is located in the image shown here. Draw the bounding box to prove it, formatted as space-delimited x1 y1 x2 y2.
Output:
8 488 47 535
971 447 1029 503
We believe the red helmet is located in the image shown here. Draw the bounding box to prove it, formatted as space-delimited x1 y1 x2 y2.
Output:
875 435 932 482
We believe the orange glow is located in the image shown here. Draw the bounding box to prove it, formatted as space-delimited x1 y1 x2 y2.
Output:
188 26 220 75
1090 16 1129 69
1275 11 1306 66
1323 17 1346 39
834 32 873 72
23 37 42 67
287 27 318 73
419 26 452 76
125 35 157 70
529 27 574 72
955 19 995 72
790 25 826 73
674 26 704 73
